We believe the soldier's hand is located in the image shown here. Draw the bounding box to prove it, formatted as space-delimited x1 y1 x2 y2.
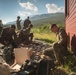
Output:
53 42 59 49
40 55 45 59
53 42 58 45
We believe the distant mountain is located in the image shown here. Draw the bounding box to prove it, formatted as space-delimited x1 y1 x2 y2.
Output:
5 13 65 26
31 13 65 26
32 13 65 25
6 21 16 25
31 13 64 20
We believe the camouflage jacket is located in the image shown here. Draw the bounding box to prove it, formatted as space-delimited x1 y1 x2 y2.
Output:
19 27 30 38
1 27 17 40
24 19 31 27
0 23 3 29
16 19 21 26
56 28 67 47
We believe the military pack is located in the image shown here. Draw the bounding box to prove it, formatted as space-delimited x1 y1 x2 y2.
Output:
3 44 14 63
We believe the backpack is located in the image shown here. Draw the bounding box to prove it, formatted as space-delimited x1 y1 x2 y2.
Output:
37 59 55 75
3 44 14 63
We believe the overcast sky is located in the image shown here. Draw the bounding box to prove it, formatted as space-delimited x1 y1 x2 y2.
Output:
0 0 64 24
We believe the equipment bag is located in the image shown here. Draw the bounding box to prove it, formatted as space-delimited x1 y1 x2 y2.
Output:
3 44 14 63
37 59 55 75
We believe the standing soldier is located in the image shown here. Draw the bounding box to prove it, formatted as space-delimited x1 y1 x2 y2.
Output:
16 16 22 30
0 20 3 34
43 24 67 65
23 16 31 29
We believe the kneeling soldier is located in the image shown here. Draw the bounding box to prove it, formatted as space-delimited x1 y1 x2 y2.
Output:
18 24 33 45
43 24 67 65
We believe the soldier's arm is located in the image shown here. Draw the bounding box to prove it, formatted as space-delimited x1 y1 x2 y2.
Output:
1 28 8 37
19 19 22 22
20 19 22 22
58 29 67 45
1 24 3 28
29 20 31 24
13 31 17 40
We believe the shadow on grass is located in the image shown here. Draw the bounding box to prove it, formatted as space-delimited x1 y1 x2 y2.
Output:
35 38 54 43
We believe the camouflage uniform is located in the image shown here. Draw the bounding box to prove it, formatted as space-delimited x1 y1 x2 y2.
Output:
43 28 67 64
16 19 21 30
23 19 31 29
0 27 17 48
18 27 33 45
0 23 3 34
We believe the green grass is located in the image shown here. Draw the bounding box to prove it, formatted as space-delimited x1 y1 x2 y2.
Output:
31 23 76 73
63 55 76 73
33 33 56 44
31 23 64 44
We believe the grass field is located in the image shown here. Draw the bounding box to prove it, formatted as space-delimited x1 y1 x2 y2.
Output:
33 33 56 44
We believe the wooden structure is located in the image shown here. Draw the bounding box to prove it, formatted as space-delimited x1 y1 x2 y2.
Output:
65 0 76 53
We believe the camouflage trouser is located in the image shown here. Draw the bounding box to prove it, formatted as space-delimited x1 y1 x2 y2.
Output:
17 25 21 30
0 36 17 48
0 27 3 35
53 43 67 65
43 47 55 60
43 43 67 65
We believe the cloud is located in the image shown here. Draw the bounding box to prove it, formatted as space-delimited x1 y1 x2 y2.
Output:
19 2 38 12
46 3 64 13
34 0 37 2
18 11 32 17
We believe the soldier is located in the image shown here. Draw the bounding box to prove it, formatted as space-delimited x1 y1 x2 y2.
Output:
23 16 31 29
0 25 17 48
16 16 22 30
0 20 3 34
18 24 33 45
43 24 67 65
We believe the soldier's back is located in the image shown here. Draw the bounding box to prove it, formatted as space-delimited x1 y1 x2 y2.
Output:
1 28 9 36
1 27 13 39
24 19 31 29
57 28 67 45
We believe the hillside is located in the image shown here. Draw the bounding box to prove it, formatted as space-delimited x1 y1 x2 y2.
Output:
32 13 65 26
5 13 65 26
